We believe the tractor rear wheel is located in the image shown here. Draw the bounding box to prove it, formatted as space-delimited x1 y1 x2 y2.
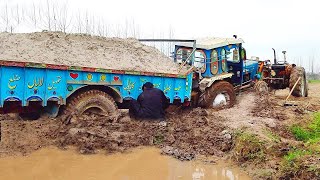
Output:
198 81 236 109
64 90 118 122
289 67 308 97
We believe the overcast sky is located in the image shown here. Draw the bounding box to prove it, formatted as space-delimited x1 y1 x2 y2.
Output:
1 0 319 72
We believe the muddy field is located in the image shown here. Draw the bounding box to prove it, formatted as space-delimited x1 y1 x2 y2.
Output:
0 108 233 161
0 83 320 179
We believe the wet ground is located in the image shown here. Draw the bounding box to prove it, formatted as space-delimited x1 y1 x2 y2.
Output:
0 83 319 179
0 147 250 180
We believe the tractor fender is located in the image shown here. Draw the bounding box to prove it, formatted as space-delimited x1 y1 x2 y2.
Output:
199 73 233 92
67 85 123 103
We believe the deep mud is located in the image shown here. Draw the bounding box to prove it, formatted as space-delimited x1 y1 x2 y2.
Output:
0 108 232 161
49 108 233 161
1 83 320 179
0 115 59 157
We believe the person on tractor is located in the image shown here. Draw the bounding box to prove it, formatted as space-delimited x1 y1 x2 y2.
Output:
129 82 169 120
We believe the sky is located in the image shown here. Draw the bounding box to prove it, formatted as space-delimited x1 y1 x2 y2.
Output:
1 0 320 72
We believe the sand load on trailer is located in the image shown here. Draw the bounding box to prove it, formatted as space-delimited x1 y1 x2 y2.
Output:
0 31 186 74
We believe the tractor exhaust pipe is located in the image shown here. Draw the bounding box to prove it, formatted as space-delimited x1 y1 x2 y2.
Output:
272 48 277 64
282 51 287 63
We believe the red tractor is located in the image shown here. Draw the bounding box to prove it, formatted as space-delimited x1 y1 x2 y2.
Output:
258 49 308 97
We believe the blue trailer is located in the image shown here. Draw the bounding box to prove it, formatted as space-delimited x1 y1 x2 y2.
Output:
0 60 193 117
0 37 260 118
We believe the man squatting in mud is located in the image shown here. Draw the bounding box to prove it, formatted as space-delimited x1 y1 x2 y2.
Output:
129 82 168 120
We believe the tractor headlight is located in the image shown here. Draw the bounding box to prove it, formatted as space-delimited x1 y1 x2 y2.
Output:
271 70 276 77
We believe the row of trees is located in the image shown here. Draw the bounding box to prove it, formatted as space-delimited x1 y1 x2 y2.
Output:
0 1 318 72
0 0 176 56
0 0 140 37
290 56 319 75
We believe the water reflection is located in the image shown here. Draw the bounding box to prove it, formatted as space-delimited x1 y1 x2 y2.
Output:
0 147 250 180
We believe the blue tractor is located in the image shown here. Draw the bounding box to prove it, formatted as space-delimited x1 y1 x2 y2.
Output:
165 36 259 108
175 36 258 108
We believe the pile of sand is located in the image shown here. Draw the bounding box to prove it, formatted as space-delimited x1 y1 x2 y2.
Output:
0 31 185 74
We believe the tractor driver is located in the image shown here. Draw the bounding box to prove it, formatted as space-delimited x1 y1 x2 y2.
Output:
129 82 168 120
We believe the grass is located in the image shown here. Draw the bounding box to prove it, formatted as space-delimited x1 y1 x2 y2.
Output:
308 79 320 83
284 148 312 162
264 128 281 143
290 112 320 143
280 112 320 178
233 132 266 163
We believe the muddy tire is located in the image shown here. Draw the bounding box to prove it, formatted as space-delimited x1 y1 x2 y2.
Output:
254 80 269 94
198 81 236 109
64 90 118 121
289 67 308 97
19 112 41 120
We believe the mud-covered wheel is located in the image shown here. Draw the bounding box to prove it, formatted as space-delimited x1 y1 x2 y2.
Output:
64 90 118 121
289 67 308 97
254 80 269 94
198 81 236 109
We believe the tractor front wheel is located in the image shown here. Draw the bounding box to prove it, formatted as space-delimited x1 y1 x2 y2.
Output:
198 81 236 109
254 80 269 94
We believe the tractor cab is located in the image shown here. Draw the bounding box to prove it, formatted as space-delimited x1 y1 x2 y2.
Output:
174 37 259 89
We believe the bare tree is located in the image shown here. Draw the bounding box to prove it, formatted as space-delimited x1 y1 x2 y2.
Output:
113 23 122 37
27 4 34 28
84 11 90 34
56 2 72 32
96 17 110 37
0 4 9 32
168 26 174 56
52 2 57 31
14 4 20 26
45 0 52 30
75 11 83 33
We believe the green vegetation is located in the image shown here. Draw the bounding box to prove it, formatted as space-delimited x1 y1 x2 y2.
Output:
284 148 312 162
281 148 319 178
264 128 281 143
233 132 266 163
280 112 320 178
232 113 320 179
290 112 320 143
308 79 320 83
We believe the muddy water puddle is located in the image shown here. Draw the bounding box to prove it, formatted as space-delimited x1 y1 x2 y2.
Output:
0 147 250 180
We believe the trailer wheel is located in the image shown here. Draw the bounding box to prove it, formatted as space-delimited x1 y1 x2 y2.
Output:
198 81 236 109
289 67 308 97
64 90 118 122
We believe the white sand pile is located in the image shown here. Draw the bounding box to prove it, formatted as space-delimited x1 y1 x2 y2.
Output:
0 31 186 74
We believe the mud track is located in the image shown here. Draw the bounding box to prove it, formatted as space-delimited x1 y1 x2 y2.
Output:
1 83 320 179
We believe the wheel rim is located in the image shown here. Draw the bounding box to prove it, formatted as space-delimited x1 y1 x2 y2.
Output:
79 105 106 116
212 93 229 107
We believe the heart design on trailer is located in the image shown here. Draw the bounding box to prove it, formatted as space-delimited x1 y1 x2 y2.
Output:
70 73 79 79
113 76 119 81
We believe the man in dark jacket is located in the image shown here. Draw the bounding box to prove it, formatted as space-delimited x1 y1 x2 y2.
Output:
129 82 168 120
